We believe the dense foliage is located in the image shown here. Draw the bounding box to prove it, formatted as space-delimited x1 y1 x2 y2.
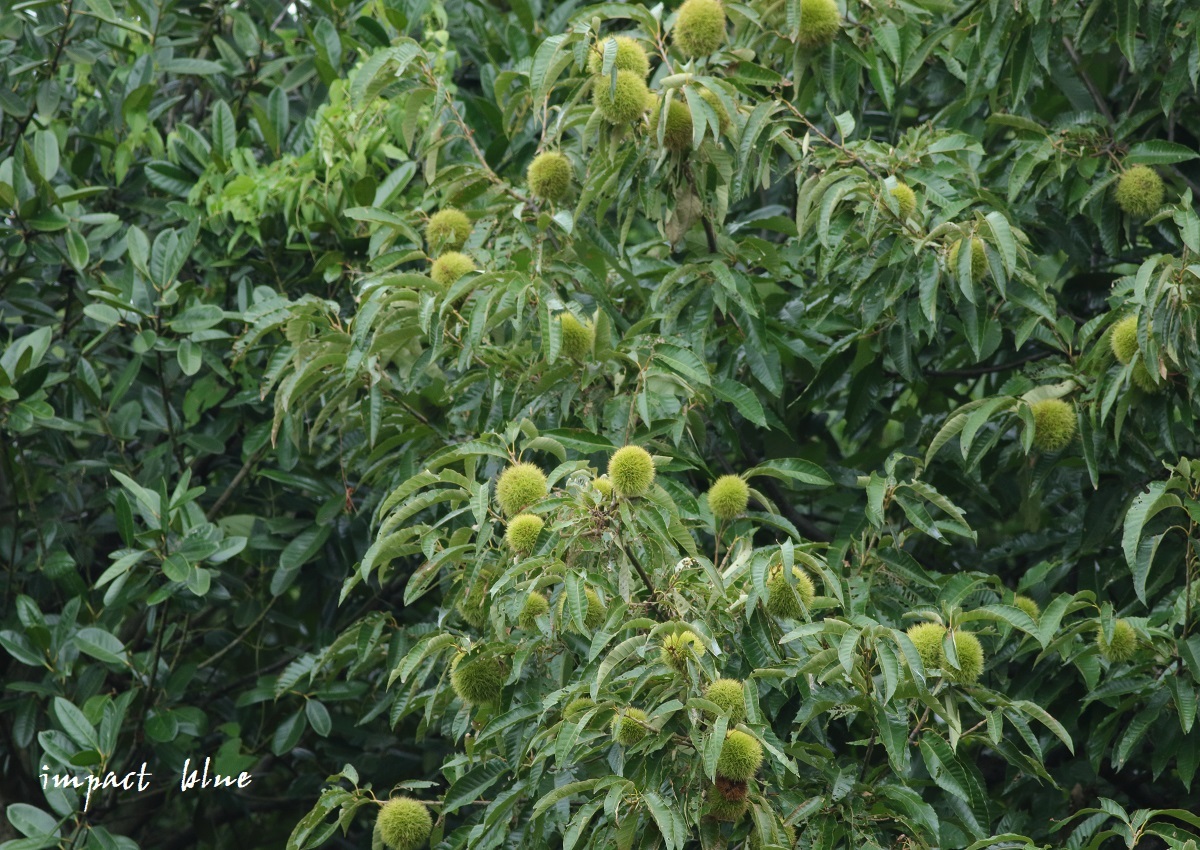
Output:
4 0 1200 849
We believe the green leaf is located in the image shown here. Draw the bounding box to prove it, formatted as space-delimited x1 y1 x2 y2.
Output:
1010 700 1074 754
305 700 332 737
53 697 97 749
743 458 832 487
642 790 686 850
65 228 89 271
32 129 58 180
918 732 971 802
74 627 128 665
1125 140 1199 165
211 100 236 163
177 339 203 376
274 527 332 596
271 710 306 756
1179 635 1200 683
165 58 226 75
712 379 767 427
531 779 601 818
597 635 648 688
1122 482 1181 603
443 761 506 814
874 702 909 772
6 803 60 839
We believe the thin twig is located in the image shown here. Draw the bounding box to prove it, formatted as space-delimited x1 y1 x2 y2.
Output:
198 597 277 670
131 599 171 749
205 446 266 521
782 101 880 180
858 731 876 781
616 535 666 617
154 348 184 475
925 350 1053 378
425 65 526 204
683 163 719 253
5 0 75 155
1062 37 1115 125
908 704 932 744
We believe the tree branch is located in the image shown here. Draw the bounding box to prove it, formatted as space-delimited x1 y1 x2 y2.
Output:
205 446 266 521
5 0 75 156
616 535 667 617
1062 37 1115 125
925 350 1053 378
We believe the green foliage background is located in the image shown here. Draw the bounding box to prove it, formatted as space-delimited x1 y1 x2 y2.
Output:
3 0 1200 848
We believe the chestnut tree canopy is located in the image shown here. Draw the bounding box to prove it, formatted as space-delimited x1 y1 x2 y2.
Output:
3 0 1200 849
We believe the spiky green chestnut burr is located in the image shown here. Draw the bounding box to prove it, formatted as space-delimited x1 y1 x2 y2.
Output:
375 797 432 850
430 252 474 286
673 0 726 57
527 151 573 202
505 514 544 554
649 98 693 153
517 591 549 629
1109 315 1139 365
425 208 472 250
945 630 985 684
1096 619 1137 663
797 0 841 48
559 313 594 360
587 35 650 78
704 784 748 822
611 707 649 746
450 653 505 705
557 588 608 631
660 630 704 672
1014 595 1040 621
764 566 814 619
1115 165 1164 217
562 697 595 720
592 70 650 125
1132 361 1163 392
698 88 731 134
707 474 749 520
703 679 746 723
495 462 548 517
593 476 614 498
583 588 607 628
949 235 987 279
889 182 916 220
906 622 946 671
455 570 492 630
716 730 763 781
1030 398 1076 453
608 445 655 497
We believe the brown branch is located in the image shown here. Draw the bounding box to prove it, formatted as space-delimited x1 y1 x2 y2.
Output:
616 535 667 618
5 0 75 156
154 348 185 475
782 101 880 181
1062 37 1115 126
197 598 277 670
908 705 932 744
205 446 266 521
130 599 171 751
701 215 718 253
858 730 876 782
925 350 1053 378
425 65 526 204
